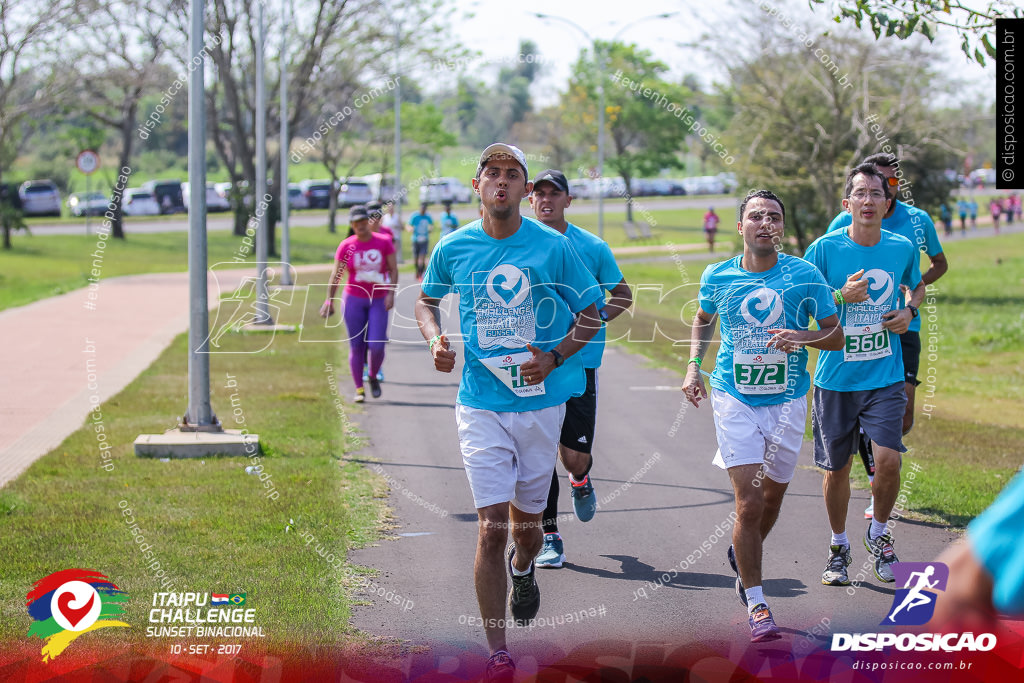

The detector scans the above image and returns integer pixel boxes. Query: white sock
[569,472,587,486]
[831,531,849,547]
[745,586,765,612]
[510,552,532,576]
[870,519,889,540]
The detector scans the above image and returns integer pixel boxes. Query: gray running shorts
[812,382,907,471]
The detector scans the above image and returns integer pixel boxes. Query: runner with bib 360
[803,163,926,588]
[683,190,843,642]
[415,143,603,683]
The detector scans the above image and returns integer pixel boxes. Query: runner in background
[320,205,397,402]
[527,169,633,569]
[408,202,434,280]
[704,207,720,253]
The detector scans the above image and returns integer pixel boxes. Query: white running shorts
[455,403,565,514]
[710,389,807,484]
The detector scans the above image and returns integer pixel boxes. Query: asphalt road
[342,283,959,677]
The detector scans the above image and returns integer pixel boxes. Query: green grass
[0,292,389,650]
[613,232,1024,527]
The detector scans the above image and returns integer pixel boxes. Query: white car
[337,180,374,207]
[287,183,309,210]
[19,180,62,217]
[183,182,231,212]
[420,177,473,205]
[122,189,161,216]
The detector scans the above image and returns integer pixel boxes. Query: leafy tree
[0,0,73,248]
[563,41,688,223]
[717,19,972,250]
[809,0,1023,65]
[71,0,171,239]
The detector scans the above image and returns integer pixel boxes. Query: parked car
[141,179,185,214]
[567,179,593,199]
[182,182,231,212]
[19,180,62,217]
[419,177,474,205]
[299,179,334,209]
[287,183,309,210]
[337,180,374,207]
[122,188,161,216]
[68,191,109,217]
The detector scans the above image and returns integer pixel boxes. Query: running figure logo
[883,562,949,625]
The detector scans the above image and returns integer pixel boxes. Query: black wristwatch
[908,304,919,318]
[550,349,564,368]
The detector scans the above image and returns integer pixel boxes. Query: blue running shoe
[535,533,565,568]
[570,475,597,522]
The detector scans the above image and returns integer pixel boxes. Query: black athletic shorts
[900,330,921,386]
[413,240,429,258]
[559,368,597,454]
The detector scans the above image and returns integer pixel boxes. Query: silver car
[19,180,62,217]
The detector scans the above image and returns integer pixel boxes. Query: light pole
[534,12,679,241]
[279,0,292,286]
[254,0,273,324]
[393,19,403,262]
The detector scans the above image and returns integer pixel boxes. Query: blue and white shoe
[535,533,565,568]
[570,475,597,522]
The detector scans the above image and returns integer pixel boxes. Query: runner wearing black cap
[529,169,633,568]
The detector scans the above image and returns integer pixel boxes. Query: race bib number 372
[733,350,787,395]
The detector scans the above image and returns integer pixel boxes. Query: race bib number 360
[480,352,546,398]
[733,350,787,395]
[843,323,892,362]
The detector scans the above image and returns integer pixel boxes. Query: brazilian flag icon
[229,593,246,606]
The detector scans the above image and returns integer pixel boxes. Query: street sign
[77,150,100,175]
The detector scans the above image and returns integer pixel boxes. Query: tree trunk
[327,173,338,234]
[112,105,137,240]
[2,225,10,250]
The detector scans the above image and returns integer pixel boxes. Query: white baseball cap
[477,143,529,178]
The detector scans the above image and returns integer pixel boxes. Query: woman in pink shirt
[320,205,398,402]
[990,199,1002,234]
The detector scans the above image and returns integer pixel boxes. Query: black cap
[349,205,368,222]
[532,169,569,194]
[366,201,383,217]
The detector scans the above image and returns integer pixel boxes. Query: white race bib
[479,352,546,398]
[733,350,787,395]
[843,323,892,362]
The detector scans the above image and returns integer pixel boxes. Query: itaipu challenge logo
[26,569,130,662]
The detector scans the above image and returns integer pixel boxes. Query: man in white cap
[415,143,603,682]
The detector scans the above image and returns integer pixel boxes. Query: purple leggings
[342,293,389,388]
